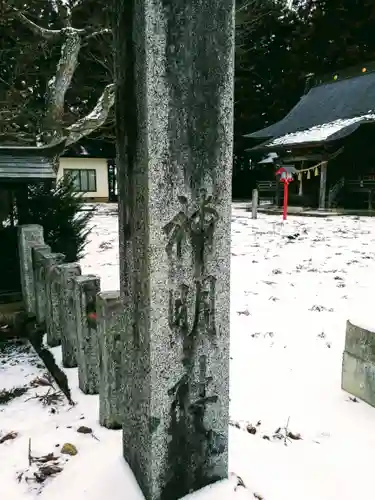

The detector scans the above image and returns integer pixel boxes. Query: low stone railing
[18,224,122,429]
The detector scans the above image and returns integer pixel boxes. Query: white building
[57,143,116,202]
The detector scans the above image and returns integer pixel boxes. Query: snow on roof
[247,70,375,142]
[259,152,278,164]
[269,113,375,146]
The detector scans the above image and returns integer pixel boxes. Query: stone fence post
[74,275,101,394]
[252,188,258,219]
[18,225,44,314]
[59,263,82,368]
[32,245,51,324]
[45,254,65,347]
[97,291,123,429]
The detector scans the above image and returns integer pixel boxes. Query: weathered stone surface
[18,225,44,314]
[74,275,101,394]
[45,254,65,347]
[32,245,51,324]
[97,291,123,429]
[115,1,234,498]
[344,320,375,363]
[342,320,375,407]
[58,263,82,368]
[342,351,375,407]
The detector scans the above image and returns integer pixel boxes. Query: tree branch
[51,0,74,26]
[10,8,61,40]
[65,83,115,146]
[84,28,112,42]
[42,28,83,143]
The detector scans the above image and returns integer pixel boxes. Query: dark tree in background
[233,0,304,197]
[290,0,375,75]
[24,178,95,262]
[0,0,114,147]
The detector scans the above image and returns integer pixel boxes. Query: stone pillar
[319,161,328,210]
[252,189,258,219]
[114,1,234,498]
[97,291,123,429]
[32,245,51,324]
[298,175,303,196]
[74,275,101,394]
[45,253,65,347]
[18,225,44,314]
[59,263,82,368]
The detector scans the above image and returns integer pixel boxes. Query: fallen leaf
[61,443,78,456]
[254,493,264,500]
[77,426,92,434]
[0,431,18,444]
[287,431,302,441]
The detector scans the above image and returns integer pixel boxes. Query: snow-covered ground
[2,204,375,500]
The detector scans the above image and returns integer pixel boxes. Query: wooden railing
[345,179,375,209]
[257,181,277,193]
[346,179,375,191]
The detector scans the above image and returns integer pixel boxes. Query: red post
[276,167,295,221]
[283,181,289,221]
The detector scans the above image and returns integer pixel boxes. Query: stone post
[45,253,65,347]
[74,275,101,394]
[114,1,234,498]
[32,245,51,324]
[252,189,258,219]
[18,225,44,314]
[97,291,123,429]
[59,263,82,368]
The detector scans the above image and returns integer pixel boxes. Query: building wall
[57,157,109,202]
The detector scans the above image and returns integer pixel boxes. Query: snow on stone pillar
[58,263,82,368]
[97,291,123,429]
[32,245,51,324]
[18,225,44,314]
[45,253,65,347]
[74,275,101,394]
[115,0,234,497]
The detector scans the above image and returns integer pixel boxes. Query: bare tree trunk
[43,29,82,144]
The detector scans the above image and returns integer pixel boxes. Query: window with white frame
[64,169,97,192]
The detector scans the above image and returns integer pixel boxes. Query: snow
[50,0,71,15]
[346,314,375,333]
[66,84,115,146]
[269,113,375,146]
[3,204,375,500]
[259,152,278,164]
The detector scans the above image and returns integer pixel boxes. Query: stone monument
[114,1,234,499]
